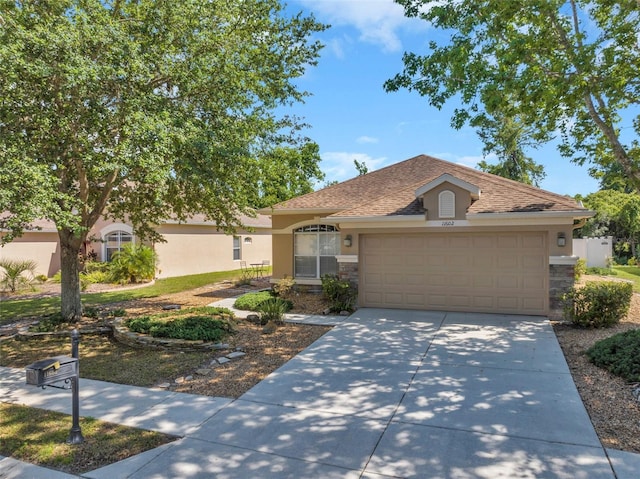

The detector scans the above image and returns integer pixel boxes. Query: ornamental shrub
[259,297,290,323]
[125,307,235,341]
[234,291,274,311]
[273,276,296,301]
[321,274,357,313]
[574,258,587,281]
[108,244,157,284]
[587,329,640,382]
[563,281,633,328]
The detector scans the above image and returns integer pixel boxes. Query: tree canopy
[0,0,326,319]
[475,111,546,186]
[252,143,324,209]
[578,190,640,260]
[386,0,640,191]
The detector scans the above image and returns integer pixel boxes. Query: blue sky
[282,0,613,197]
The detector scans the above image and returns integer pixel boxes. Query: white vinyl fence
[572,236,613,268]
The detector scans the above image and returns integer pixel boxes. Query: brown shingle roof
[270,154,586,217]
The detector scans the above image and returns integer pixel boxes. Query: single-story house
[262,154,593,318]
[0,214,271,279]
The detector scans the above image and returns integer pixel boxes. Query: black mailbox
[26,355,78,387]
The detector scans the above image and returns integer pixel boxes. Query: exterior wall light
[343,235,352,247]
[557,232,566,247]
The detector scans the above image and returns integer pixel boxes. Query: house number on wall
[441,221,455,226]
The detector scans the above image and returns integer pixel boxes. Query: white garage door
[360,232,548,315]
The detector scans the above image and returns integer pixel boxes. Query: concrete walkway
[2,309,640,478]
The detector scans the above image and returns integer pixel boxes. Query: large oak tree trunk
[59,229,84,321]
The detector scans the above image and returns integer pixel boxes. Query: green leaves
[387,0,640,189]
[1,0,326,317]
[1,0,327,238]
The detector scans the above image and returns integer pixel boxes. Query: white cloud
[294,0,425,53]
[356,135,379,144]
[320,151,388,183]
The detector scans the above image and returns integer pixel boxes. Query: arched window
[439,190,455,218]
[104,230,133,261]
[294,224,340,279]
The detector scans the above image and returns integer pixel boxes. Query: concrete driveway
[4,308,634,478]
[85,308,618,478]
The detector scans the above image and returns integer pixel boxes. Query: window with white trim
[294,225,340,278]
[233,236,241,260]
[439,190,455,218]
[104,230,133,261]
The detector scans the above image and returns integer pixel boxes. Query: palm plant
[0,259,38,292]
[108,244,157,284]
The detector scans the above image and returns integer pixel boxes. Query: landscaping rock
[217,357,231,364]
[246,314,261,325]
[162,304,181,310]
[339,310,351,316]
[227,351,246,359]
[262,322,277,334]
[195,369,212,376]
[174,377,186,384]
[157,383,171,389]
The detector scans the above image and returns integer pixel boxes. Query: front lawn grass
[0,403,176,475]
[0,335,212,387]
[0,269,244,325]
[612,266,640,292]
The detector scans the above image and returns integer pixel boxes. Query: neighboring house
[0,214,271,279]
[261,154,593,318]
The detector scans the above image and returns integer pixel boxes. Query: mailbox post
[68,329,83,444]
[25,329,84,444]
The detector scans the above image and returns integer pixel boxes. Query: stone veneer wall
[338,261,359,285]
[549,263,575,320]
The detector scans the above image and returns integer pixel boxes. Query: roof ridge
[431,157,580,206]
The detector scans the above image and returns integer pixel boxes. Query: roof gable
[415,174,481,200]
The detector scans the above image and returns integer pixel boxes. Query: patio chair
[258,259,270,279]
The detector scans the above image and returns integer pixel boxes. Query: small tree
[0,258,37,293]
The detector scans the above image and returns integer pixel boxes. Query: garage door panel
[523,255,546,270]
[497,235,519,248]
[497,296,519,310]
[523,234,545,248]
[497,256,519,269]
[406,293,426,306]
[473,256,494,268]
[361,232,548,315]
[524,276,545,289]
[426,255,446,267]
[449,255,471,269]
[473,296,495,309]
[450,274,471,287]
[450,295,471,308]
[472,235,496,248]
[363,273,383,285]
[450,236,472,248]
[383,292,404,305]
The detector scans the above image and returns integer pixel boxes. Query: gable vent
[439,190,455,218]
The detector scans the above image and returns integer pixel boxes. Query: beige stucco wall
[0,232,61,277]
[153,224,271,279]
[421,183,472,220]
[269,213,576,282]
[1,220,272,280]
